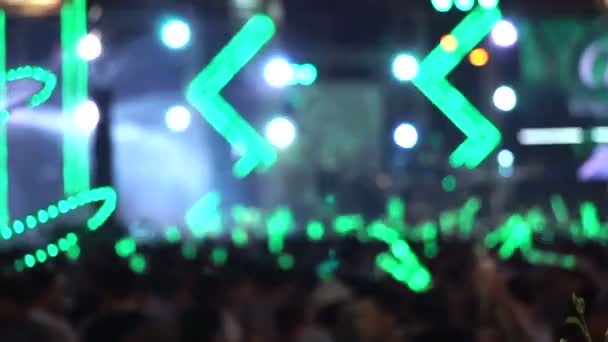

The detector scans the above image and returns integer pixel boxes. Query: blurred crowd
[1,237,608,342]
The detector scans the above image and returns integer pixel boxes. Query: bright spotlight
[478,0,499,9]
[161,18,192,50]
[454,0,475,11]
[493,85,517,112]
[265,116,296,149]
[393,123,418,149]
[263,58,295,88]
[165,106,192,132]
[491,20,518,48]
[497,149,514,168]
[392,54,419,82]
[431,0,453,12]
[75,100,100,133]
[77,33,102,61]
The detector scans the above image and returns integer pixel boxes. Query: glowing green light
[37,210,49,224]
[62,0,91,195]
[24,254,35,268]
[115,238,137,258]
[4,66,57,107]
[129,254,147,274]
[211,247,228,265]
[277,253,295,270]
[442,175,457,192]
[306,221,325,241]
[0,226,10,239]
[13,220,24,234]
[296,64,317,86]
[413,6,502,168]
[165,226,181,243]
[186,15,277,178]
[47,244,59,257]
[232,228,248,247]
[58,238,69,251]
[35,249,47,263]
[66,244,80,260]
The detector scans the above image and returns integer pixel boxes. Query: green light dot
[14,259,24,272]
[129,254,147,274]
[24,254,36,268]
[47,244,59,257]
[442,175,457,192]
[431,0,453,12]
[1,226,12,240]
[47,205,59,218]
[115,238,136,258]
[306,221,325,241]
[277,253,295,270]
[13,220,24,234]
[211,247,228,266]
[58,200,69,213]
[67,196,78,210]
[182,244,197,260]
[26,215,37,229]
[35,249,47,263]
[408,268,432,292]
[297,64,317,86]
[66,245,80,261]
[66,233,78,245]
[58,238,69,251]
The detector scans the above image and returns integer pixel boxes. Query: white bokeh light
[265,116,296,149]
[165,106,192,132]
[493,86,517,112]
[161,19,192,49]
[263,58,295,88]
[491,20,518,48]
[392,54,419,82]
[77,33,102,61]
[497,149,515,168]
[393,123,419,149]
[75,100,100,133]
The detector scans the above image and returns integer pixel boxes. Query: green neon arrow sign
[413,6,502,168]
[187,15,277,178]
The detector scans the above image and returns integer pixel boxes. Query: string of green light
[4,66,57,108]
[61,0,90,195]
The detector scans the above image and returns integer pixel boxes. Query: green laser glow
[413,6,502,168]
[4,66,57,107]
[186,14,277,178]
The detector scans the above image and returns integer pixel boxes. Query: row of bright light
[431,0,500,12]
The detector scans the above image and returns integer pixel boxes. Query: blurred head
[353,294,401,342]
[179,306,224,342]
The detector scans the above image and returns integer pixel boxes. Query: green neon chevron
[186,14,277,178]
[413,6,502,168]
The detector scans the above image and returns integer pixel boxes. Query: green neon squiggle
[0,187,117,269]
[2,65,58,109]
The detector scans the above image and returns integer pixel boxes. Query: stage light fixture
[393,123,419,149]
[265,116,296,149]
[478,0,499,9]
[454,0,475,11]
[77,33,102,61]
[74,100,100,133]
[493,86,517,112]
[165,106,192,132]
[160,18,191,50]
[469,48,489,67]
[497,149,514,168]
[263,57,295,88]
[431,0,453,12]
[491,20,518,48]
[392,54,419,82]
[440,34,458,52]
